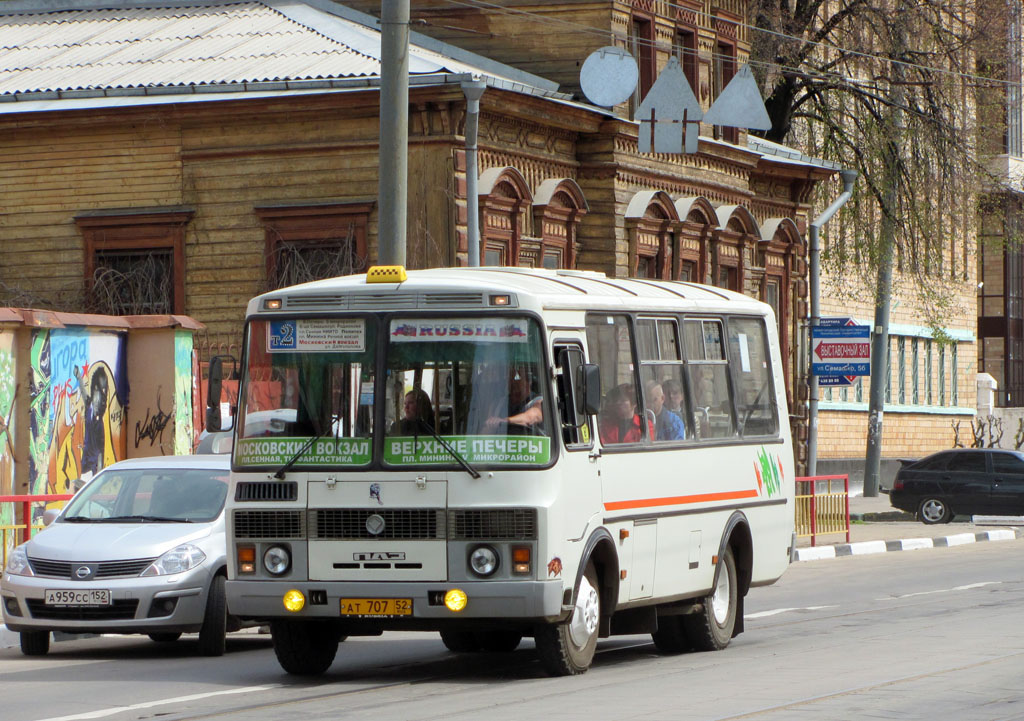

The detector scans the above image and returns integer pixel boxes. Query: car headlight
[263,546,291,575]
[469,545,499,577]
[141,544,207,576]
[4,545,34,577]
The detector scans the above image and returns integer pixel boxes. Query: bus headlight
[263,546,291,575]
[469,545,499,577]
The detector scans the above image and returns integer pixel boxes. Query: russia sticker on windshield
[268,319,365,352]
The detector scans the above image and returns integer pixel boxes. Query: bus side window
[727,317,778,437]
[683,319,737,439]
[554,344,593,448]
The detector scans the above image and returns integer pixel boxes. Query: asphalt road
[2,540,1022,721]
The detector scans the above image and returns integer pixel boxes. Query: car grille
[28,558,156,579]
[235,481,297,502]
[233,509,305,539]
[27,599,139,621]
[312,509,445,539]
[448,509,538,540]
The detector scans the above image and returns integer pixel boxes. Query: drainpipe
[807,168,858,475]
[462,79,486,267]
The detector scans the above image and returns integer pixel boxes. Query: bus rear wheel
[683,546,737,651]
[534,562,600,676]
[651,615,690,654]
[271,619,340,675]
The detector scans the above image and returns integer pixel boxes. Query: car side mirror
[581,364,601,416]
[42,508,61,526]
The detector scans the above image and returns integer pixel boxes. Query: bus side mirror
[206,355,236,432]
[581,364,601,416]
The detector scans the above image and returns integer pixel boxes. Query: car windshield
[62,467,229,522]
[383,316,552,467]
[235,317,376,468]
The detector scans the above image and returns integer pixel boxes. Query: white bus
[212,265,794,676]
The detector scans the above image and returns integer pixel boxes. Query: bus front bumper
[226,579,567,624]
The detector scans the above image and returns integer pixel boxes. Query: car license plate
[339,598,412,617]
[44,589,111,606]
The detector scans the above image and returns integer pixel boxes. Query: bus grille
[447,509,538,540]
[234,510,305,539]
[235,481,298,502]
[311,509,446,539]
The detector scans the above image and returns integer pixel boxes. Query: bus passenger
[644,380,686,441]
[484,366,544,432]
[392,389,434,435]
[599,383,649,444]
[662,378,685,420]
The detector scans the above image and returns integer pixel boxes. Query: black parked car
[890,448,1024,524]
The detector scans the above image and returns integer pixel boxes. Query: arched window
[626,190,679,278]
[760,217,802,406]
[712,204,759,292]
[673,196,717,283]
[532,178,588,269]
[478,167,532,266]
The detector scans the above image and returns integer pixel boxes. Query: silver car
[1,455,243,656]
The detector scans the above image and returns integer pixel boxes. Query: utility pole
[864,24,906,498]
[377,0,409,267]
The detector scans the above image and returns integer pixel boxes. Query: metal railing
[0,494,73,566]
[794,475,850,546]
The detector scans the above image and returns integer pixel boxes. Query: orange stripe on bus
[604,489,759,511]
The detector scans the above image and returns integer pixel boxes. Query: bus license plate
[340,598,412,617]
[45,589,111,606]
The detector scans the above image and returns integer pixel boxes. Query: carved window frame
[534,179,588,270]
[479,168,532,267]
[77,208,193,315]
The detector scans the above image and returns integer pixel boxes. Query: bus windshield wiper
[274,426,327,480]
[411,420,481,479]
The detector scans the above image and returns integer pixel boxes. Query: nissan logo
[74,565,93,579]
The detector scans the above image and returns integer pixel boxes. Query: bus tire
[651,615,690,654]
[20,631,50,656]
[271,619,340,675]
[476,630,522,652]
[683,546,737,651]
[534,562,600,676]
[439,630,480,653]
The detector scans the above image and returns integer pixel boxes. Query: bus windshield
[234,317,376,468]
[383,316,553,467]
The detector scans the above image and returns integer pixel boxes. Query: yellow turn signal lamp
[443,588,468,612]
[366,265,408,283]
[283,589,306,612]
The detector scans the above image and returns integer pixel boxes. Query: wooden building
[0,0,834,468]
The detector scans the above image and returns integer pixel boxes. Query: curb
[793,527,1024,562]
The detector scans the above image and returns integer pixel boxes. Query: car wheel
[271,619,341,675]
[918,497,952,524]
[439,630,480,653]
[534,561,600,676]
[683,546,738,651]
[476,630,522,653]
[197,574,227,657]
[20,631,50,656]
[651,614,691,654]
[148,632,182,643]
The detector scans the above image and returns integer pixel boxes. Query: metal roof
[0,0,563,104]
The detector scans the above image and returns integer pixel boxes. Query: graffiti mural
[174,330,194,456]
[28,329,128,503]
[0,332,15,536]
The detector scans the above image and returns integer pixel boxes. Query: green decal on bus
[385,435,550,465]
[235,437,372,466]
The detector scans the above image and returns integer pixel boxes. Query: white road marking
[36,684,280,721]
[877,581,1001,601]
[745,605,838,619]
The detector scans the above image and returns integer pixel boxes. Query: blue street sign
[818,375,857,387]
[817,317,859,327]
[812,324,871,376]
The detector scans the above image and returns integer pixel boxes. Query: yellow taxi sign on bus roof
[366,265,408,283]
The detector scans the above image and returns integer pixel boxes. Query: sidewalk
[793,489,1024,561]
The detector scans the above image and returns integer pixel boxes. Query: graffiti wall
[0,330,15,532]
[28,328,128,498]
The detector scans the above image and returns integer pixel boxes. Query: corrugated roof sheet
[0,1,503,97]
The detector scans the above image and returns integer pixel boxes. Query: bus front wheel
[271,619,340,675]
[683,546,737,651]
[534,562,600,676]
